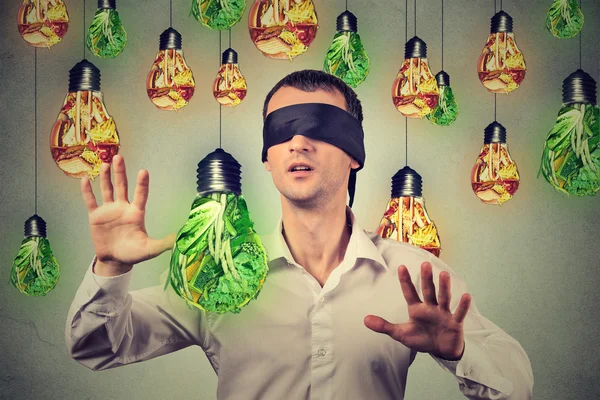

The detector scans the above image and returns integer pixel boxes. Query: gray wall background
[1,0,599,399]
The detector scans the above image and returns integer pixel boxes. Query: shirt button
[319,297,324,304]
[318,348,326,357]
[464,366,472,376]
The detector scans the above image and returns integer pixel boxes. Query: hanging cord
[229,28,232,48]
[441,0,444,69]
[414,0,416,36]
[83,0,85,58]
[494,93,497,121]
[219,30,222,149]
[494,0,496,14]
[170,0,173,27]
[579,0,582,69]
[405,0,409,166]
[346,0,348,11]
[34,48,38,215]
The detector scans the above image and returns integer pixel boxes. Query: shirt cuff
[77,255,133,317]
[431,339,514,396]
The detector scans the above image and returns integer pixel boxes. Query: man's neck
[281,199,352,288]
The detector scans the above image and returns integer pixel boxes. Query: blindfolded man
[67,70,533,399]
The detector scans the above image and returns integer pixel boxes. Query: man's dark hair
[262,70,363,123]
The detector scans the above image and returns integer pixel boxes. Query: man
[66,70,533,399]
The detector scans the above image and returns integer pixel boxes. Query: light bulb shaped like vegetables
[546,0,584,39]
[191,0,246,30]
[17,0,69,48]
[147,28,195,111]
[391,37,439,119]
[11,215,60,296]
[323,10,370,88]
[471,121,520,205]
[248,0,319,61]
[376,166,442,257]
[86,0,127,59]
[50,60,120,180]
[167,149,269,314]
[477,11,526,94]
[427,71,459,126]
[539,70,600,197]
[213,48,247,107]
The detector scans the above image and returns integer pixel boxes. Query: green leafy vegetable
[167,192,269,314]
[427,85,458,126]
[546,0,584,39]
[86,8,127,59]
[190,0,245,30]
[324,31,370,88]
[10,236,60,296]
[539,103,600,196]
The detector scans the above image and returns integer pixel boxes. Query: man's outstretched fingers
[80,177,98,212]
[420,262,438,305]
[453,293,472,324]
[398,266,421,306]
[438,271,451,312]
[99,162,114,203]
[113,155,129,203]
[132,169,150,211]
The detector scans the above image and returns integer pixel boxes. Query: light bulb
[86,0,127,59]
[477,11,526,94]
[50,60,120,180]
[376,166,442,257]
[427,71,459,126]
[147,28,195,111]
[17,0,69,48]
[546,0,584,39]
[471,122,520,205]
[248,0,319,61]
[391,37,439,119]
[191,0,246,30]
[213,48,247,107]
[323,10,370,88]
[167,148,269,314]
[540,70,600,196]
[11,215,60,296]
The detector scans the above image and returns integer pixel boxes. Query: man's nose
[288,135,315,153]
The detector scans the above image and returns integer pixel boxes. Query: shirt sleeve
[65,256,210,371]
[416,254,534,399]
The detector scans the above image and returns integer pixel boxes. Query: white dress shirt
[65,207,533,399]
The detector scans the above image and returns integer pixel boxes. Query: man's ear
[350,157,360,170]
[264,160,271,172]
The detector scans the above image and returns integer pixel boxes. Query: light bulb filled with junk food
[427,71,459,126]
[248,0,319,61]
[471,121,520,205]
[18,0,69,48]
[477,11,526,94]
[391,37,439,119]
[167,148,269,314]
[191,0,246,30]
[546,0,584,39]
[539,69,600,197]
[213,48,247,107]
[323,10,370,88]
[147,28,196,111]
[11,215,60,296]
[50,60,120,181]
[376,166,442,257]
[86,0,127,59]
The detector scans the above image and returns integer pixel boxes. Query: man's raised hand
[364,262,471,361]
[81,155,176,276]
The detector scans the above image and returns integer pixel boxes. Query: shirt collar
[263,206,388,271]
